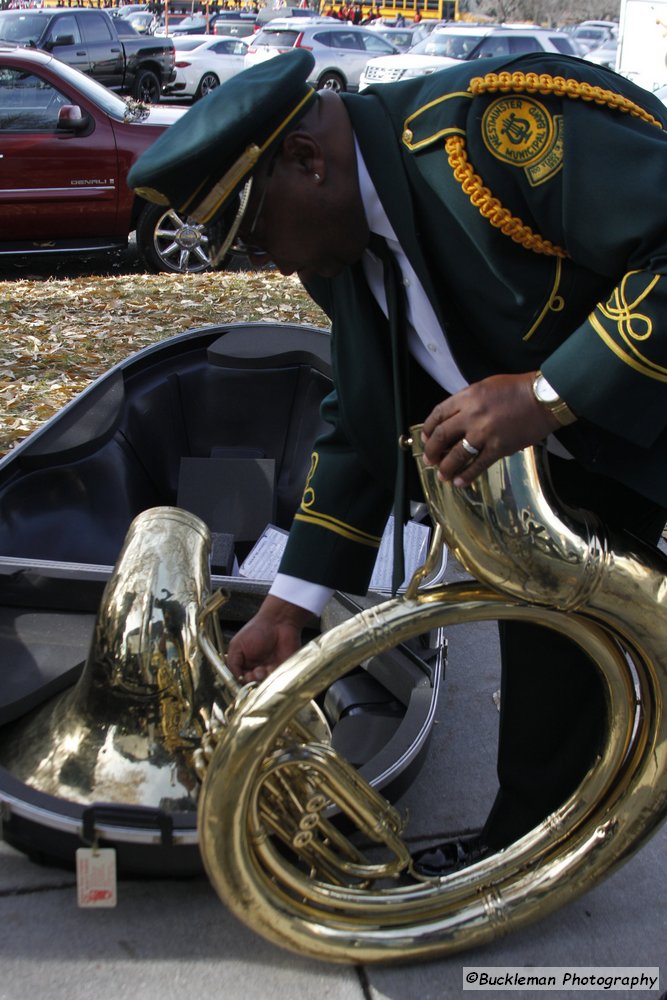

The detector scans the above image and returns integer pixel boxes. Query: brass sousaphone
[195,429,667,963]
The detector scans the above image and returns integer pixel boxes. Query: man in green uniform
[128,49,667,858]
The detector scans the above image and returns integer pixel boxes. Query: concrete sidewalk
[1,557,665,1000]
[1,828,664,1000]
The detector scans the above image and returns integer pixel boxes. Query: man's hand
[226,595,313,684]
[421,372,561,487]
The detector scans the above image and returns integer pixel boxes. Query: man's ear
[280,131,325,179]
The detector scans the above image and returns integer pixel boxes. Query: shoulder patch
[482,96,563,185]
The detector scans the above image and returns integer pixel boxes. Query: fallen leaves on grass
[0,269,328,456]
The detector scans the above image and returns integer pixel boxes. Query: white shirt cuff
[269,573,334,617]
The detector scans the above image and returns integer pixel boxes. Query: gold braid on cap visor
[209,177,254,267]
[188,87,317,229]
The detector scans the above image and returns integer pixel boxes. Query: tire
[316,70,345,92]
[133,68,161,104]
[194,71,220,101]
[136,202,213,274]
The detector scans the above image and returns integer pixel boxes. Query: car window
[412,32,486,58]
[254,28,300,46]
[361,33,397,53]
[508,36,542,54]
[469,35,513,58]
[549,35,576,54]
[468,33,543,59]
[45,15,83,46]
[78,13,114,43]
[0,66,69,131]
[317,30,364,50]
[574,27,606,40]
[211,39,246,54]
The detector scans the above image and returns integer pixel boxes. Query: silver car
[585,36,618,70]
[244,19,399,92]
[570,22,616,56]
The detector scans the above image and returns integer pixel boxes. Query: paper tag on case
[76,847,117,908]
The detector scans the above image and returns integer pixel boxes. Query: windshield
[0,13,47,45]
[176,16,207,29]
[574,27,607,39]
[410,31,487,58]
[376,29,414,49]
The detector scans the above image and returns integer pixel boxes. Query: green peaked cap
[128,49,317,250]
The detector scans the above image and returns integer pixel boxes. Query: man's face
[237,144,368,278]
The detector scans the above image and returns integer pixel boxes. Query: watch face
[535,375,559,404]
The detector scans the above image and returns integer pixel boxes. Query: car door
[208,38,247,82]
[42,13,91,77]
[75,12,124,89]
[315,28,365,86]
[0,63,120,242]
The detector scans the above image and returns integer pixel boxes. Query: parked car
[212,11,259,38]
[122,11,158,35]
[0,7,175,102]
[165,34,248,100]
[359,23,578,88]
[584,36,618,69]
[255,6,322,25]
[570,20,617,55]
[109,4,150,15]
[153,13,193,36]
[168,14,220,37]
[244,19,399,91]
[0,44,214,273]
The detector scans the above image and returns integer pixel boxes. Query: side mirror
[47,34,76,49]
[56,104,89,134]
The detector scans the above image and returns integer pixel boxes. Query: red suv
[0,44,215,273]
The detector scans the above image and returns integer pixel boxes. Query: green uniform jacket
[279,53,667,594]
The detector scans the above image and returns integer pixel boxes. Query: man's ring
[461,437,480,458]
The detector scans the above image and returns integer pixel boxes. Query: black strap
[368,233,410,594]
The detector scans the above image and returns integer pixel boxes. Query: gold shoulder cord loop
[445,134,568,258]
[446,71,663,258]
[470,71,664,129]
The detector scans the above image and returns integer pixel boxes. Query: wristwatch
[532,371,577,426]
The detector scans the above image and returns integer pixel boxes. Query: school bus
[319,0,459,21]
[375,0,458,20]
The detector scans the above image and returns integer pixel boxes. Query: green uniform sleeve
[278,389,394,593]
[278,274,395,593]
[473,61,667,447]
